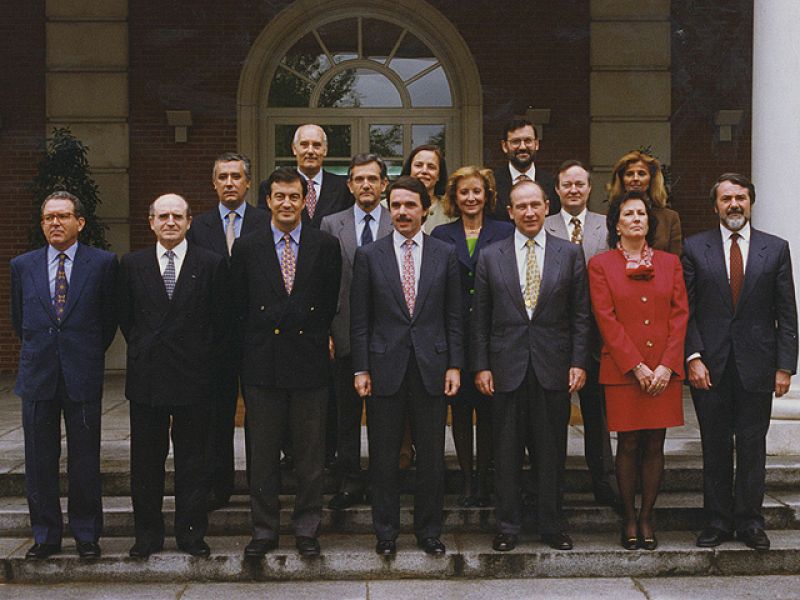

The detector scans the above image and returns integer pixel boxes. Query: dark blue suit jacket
[11,244,118,403]
[350,233,464,397]
[683,227,798,393]
[430,218,514,326]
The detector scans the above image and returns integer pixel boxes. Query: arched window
[238,1,482,182]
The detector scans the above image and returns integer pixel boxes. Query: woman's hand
[632,362,654,392]
[646,365,672,396]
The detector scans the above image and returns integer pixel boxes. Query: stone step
[1,492,798,537]
[2,455,800,497]
[3,531,800,583]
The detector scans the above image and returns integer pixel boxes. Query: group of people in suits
[10,118,797,561]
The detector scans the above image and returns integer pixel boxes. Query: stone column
[752,0,800,453]
[46,0,130,370]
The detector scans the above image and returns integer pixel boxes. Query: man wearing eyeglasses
[492,118,559,219]
[10,191,118,560]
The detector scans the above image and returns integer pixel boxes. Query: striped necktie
[163,250,176,299]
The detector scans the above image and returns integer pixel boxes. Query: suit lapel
[378,236,411,320]
[377,209,393,238]
[340,208,358,266]
[142,247,171,309]
[241,204,264,236]
[168,245,198,309]
[532,235,564,319]
[414,235,440,321]
[59,244,90,323]
[737,229,767,312]
[204,211,229,256]
[31,247,58,324]
[498,237,529,320]
[705,232,735,313]
[256,230,287,298]
[293,227,320,294]
[545,215,568,240]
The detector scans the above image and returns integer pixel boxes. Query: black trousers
[691,355,773,533]
[23,375,102,545]
[578,357,614,489]
[334,354,366,495]
[367,356,447,542]
[207,367,239,502]
[129,401,210,546]
[494,365,570,535]
[244,385,327,540]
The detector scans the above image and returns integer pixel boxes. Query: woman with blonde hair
[431,166,513,505]
[607,150,682,255]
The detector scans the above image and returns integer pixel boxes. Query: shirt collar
[561,207,587,228]
[218,201,246,221]
[157,238,188,260]
[393,228,424,249]
[515,227,547,250]
[48,241,79,263]
[354,203,382,223]
[508,162,536,182]
[271,221,302,245]
[720,221,751,242]
[298,168,323,188]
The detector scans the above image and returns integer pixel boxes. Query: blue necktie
[361,213,374,246]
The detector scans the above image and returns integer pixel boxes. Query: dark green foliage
[29,127,110,250]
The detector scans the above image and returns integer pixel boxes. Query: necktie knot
[731,232,741,242]
[516,173,531,183]
[526,238,535,249]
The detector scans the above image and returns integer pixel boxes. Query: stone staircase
[0,375,799,583]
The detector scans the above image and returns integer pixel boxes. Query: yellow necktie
[524,238,541,311]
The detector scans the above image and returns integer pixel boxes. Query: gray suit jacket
[545,210,608,263]
[321,206,393,357]
[471,232,591,393]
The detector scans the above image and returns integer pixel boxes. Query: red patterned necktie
[281,233,296,294]
[305,179,318,219]
[401,239,416,316]
[730,233,743,308]
[54,252,68,320]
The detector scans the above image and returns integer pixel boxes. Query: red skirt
[605,378,684,432]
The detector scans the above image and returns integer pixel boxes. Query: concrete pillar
[752,0,800,453]
[46,0,130,370]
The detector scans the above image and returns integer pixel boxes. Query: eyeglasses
[506,137,537,149]
[42,213,76,223]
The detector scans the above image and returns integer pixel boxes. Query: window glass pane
[274,124,351,160]
[317,19,358,64]
[388,33,435,80]
[281,32,331,80]
[412,124,446,153]
[363,18,404,64]
[274,124,300,157]
[370,124,404,158]
[319,69,402,108]
[408,67,452,107]
[385,160,404,179]
[268,69,313,108]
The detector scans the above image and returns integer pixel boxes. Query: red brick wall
[0,3,46,372]
[670,0,753,238]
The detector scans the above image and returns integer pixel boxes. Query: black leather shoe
[417,537,446,555]
[620,530,639,550]
[542,532,573,550]
[178,539,211,557]
[25,543,61,560]
[128,540,163,559]
[738,528,770,551]
[492,533,518,552]
[76,541,101,558]
[696,527,734,548]
[328,491,363,511]
[375,539,396,556]
[640,533,658,551]
[296,536,320,557]
[244,537,278,558]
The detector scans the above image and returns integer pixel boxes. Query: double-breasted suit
[350,232,463,542]
[231,224,341,541]
[545,211,614,495]
[117,242,228,549]
[471,232,590,535]
[11,243,117,546]
[186,202,269,504]
[683,226,798,533]
[321,206,393,495]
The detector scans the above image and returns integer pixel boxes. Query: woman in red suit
[588,191,688,551]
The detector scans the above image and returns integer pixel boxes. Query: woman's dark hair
[401,144,448,197]
[606,191,658,248]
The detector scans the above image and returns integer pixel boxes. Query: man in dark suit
[186,152,269,511]
[684,173,798,551]
[232,167,341,558]
[351,176,463,556]
[321,153,393,511]
[472,179,590,552]
[491,118,559,220]
[544,160,617,508]
[11,191,117,560]
[118,193,228,559]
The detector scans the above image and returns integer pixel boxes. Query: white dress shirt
[393,229,424,296]
[299,168,323,199]
[156,239,187,279]
[509,162,537,184]
[354,203,382,247]
[514,228,546,318]
[721,221,750,280]
[560,207,587,240]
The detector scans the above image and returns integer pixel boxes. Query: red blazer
[588,248,688,385]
